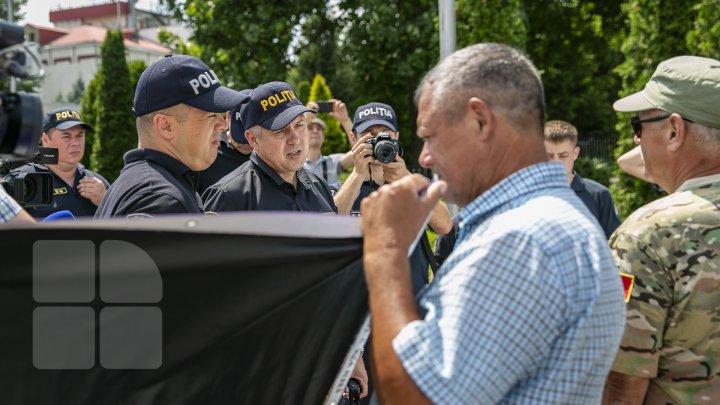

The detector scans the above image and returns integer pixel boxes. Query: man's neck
[307,147,322,163]
[567,171,575,185]
[48,163,78,186]
[669,161,720,193]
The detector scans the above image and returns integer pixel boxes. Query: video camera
[0,19,52,206]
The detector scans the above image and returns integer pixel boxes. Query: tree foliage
[90,30,136,182]
[308,74,347,155]
[66,78,85,104]
[609,0,696,218]
[159,0,325,90]
[456,0,526,49]
[80,71,101,168]
[332,0,439,163]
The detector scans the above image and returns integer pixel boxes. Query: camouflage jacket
[610,174,720,404]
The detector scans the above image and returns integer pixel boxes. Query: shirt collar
[570,171,584,191]
[124,148,192,179]
[457,161,568,236]
[250,151,312,189]
[676,172,720,192]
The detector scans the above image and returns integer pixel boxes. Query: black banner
[0,213,366,405]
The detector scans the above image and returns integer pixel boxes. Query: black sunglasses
[630,114,671,138]
[630,114,694,138]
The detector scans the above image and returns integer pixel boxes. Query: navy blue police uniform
[202,81,337,213]
[15,163,109,219]
[94,54,249,218]
[203,151,336,213]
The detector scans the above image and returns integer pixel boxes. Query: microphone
[42,210,76,222]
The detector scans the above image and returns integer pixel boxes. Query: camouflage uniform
[610,174,720,404]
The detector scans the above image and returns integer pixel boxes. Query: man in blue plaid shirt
[360,43,626,404]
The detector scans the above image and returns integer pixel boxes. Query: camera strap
[322,160,328,182]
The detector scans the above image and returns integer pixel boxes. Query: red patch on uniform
[620,273,634,303]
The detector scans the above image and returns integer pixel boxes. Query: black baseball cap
[229,90,252,144]
[133,54,249,117]
[352,102,398,134]
[43,108,93,133]
[241,81,315,131]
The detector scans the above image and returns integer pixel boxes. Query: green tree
[610,0,696,219]
[334,0,439,164]
[159,0,325,90]
[455,0,526,49]
[80,71,101,168]
[308,73,347,155]
[66,78,85,104]
[687,0,720,58]
[523,1,624,140]
[90,30,136,182]
[127,60,148,91]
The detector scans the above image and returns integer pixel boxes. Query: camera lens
[374,141,397,163]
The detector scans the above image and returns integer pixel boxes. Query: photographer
[334,102,452,292]
[0,187,34,223]
[14,108,109,219]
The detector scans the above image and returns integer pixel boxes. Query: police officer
[15,108,109,219]
[202,81,336,213]
[196,98,254,195]
[333,102,451,292]
[95,55,249,218]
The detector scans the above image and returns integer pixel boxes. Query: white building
[24,1,184,110]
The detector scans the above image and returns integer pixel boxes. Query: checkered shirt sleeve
[0,187,22,223]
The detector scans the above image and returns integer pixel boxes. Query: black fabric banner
[0,213,366,405]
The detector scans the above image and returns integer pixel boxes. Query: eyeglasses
[630,114,671,138]
[630,114,693,138]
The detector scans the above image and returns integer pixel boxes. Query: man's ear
[348,131,358,146]
[245,129,260,149]
[40,132,50,146]
[667,114,687,152]
[573,146,580,161]
[468,97,494,140]
[154,113,174,141]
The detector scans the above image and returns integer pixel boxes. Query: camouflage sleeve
[609,229,673,378]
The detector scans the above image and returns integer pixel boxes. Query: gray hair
[690,121,720,152]
[416,43,545,133]
[247,125,262,140]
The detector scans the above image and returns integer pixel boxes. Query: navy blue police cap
[133,54,249,117]
[352,102,398,134]
[229,90,252,144]
[43,108,93,133]
[241,81,315,131]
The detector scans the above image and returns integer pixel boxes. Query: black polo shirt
[13,163,110,219]
[571,172,621,238]
[202,151,337,213]
[95,148,203,218]
[353,180,430,295]
[196,140,251,195]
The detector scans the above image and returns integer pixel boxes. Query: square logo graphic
[33,240,163,370]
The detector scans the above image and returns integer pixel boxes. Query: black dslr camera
[366,132,403,164]
[0,19,52,206]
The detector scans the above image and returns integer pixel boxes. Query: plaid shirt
[393,162,626,404]
[0,187,22,223]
